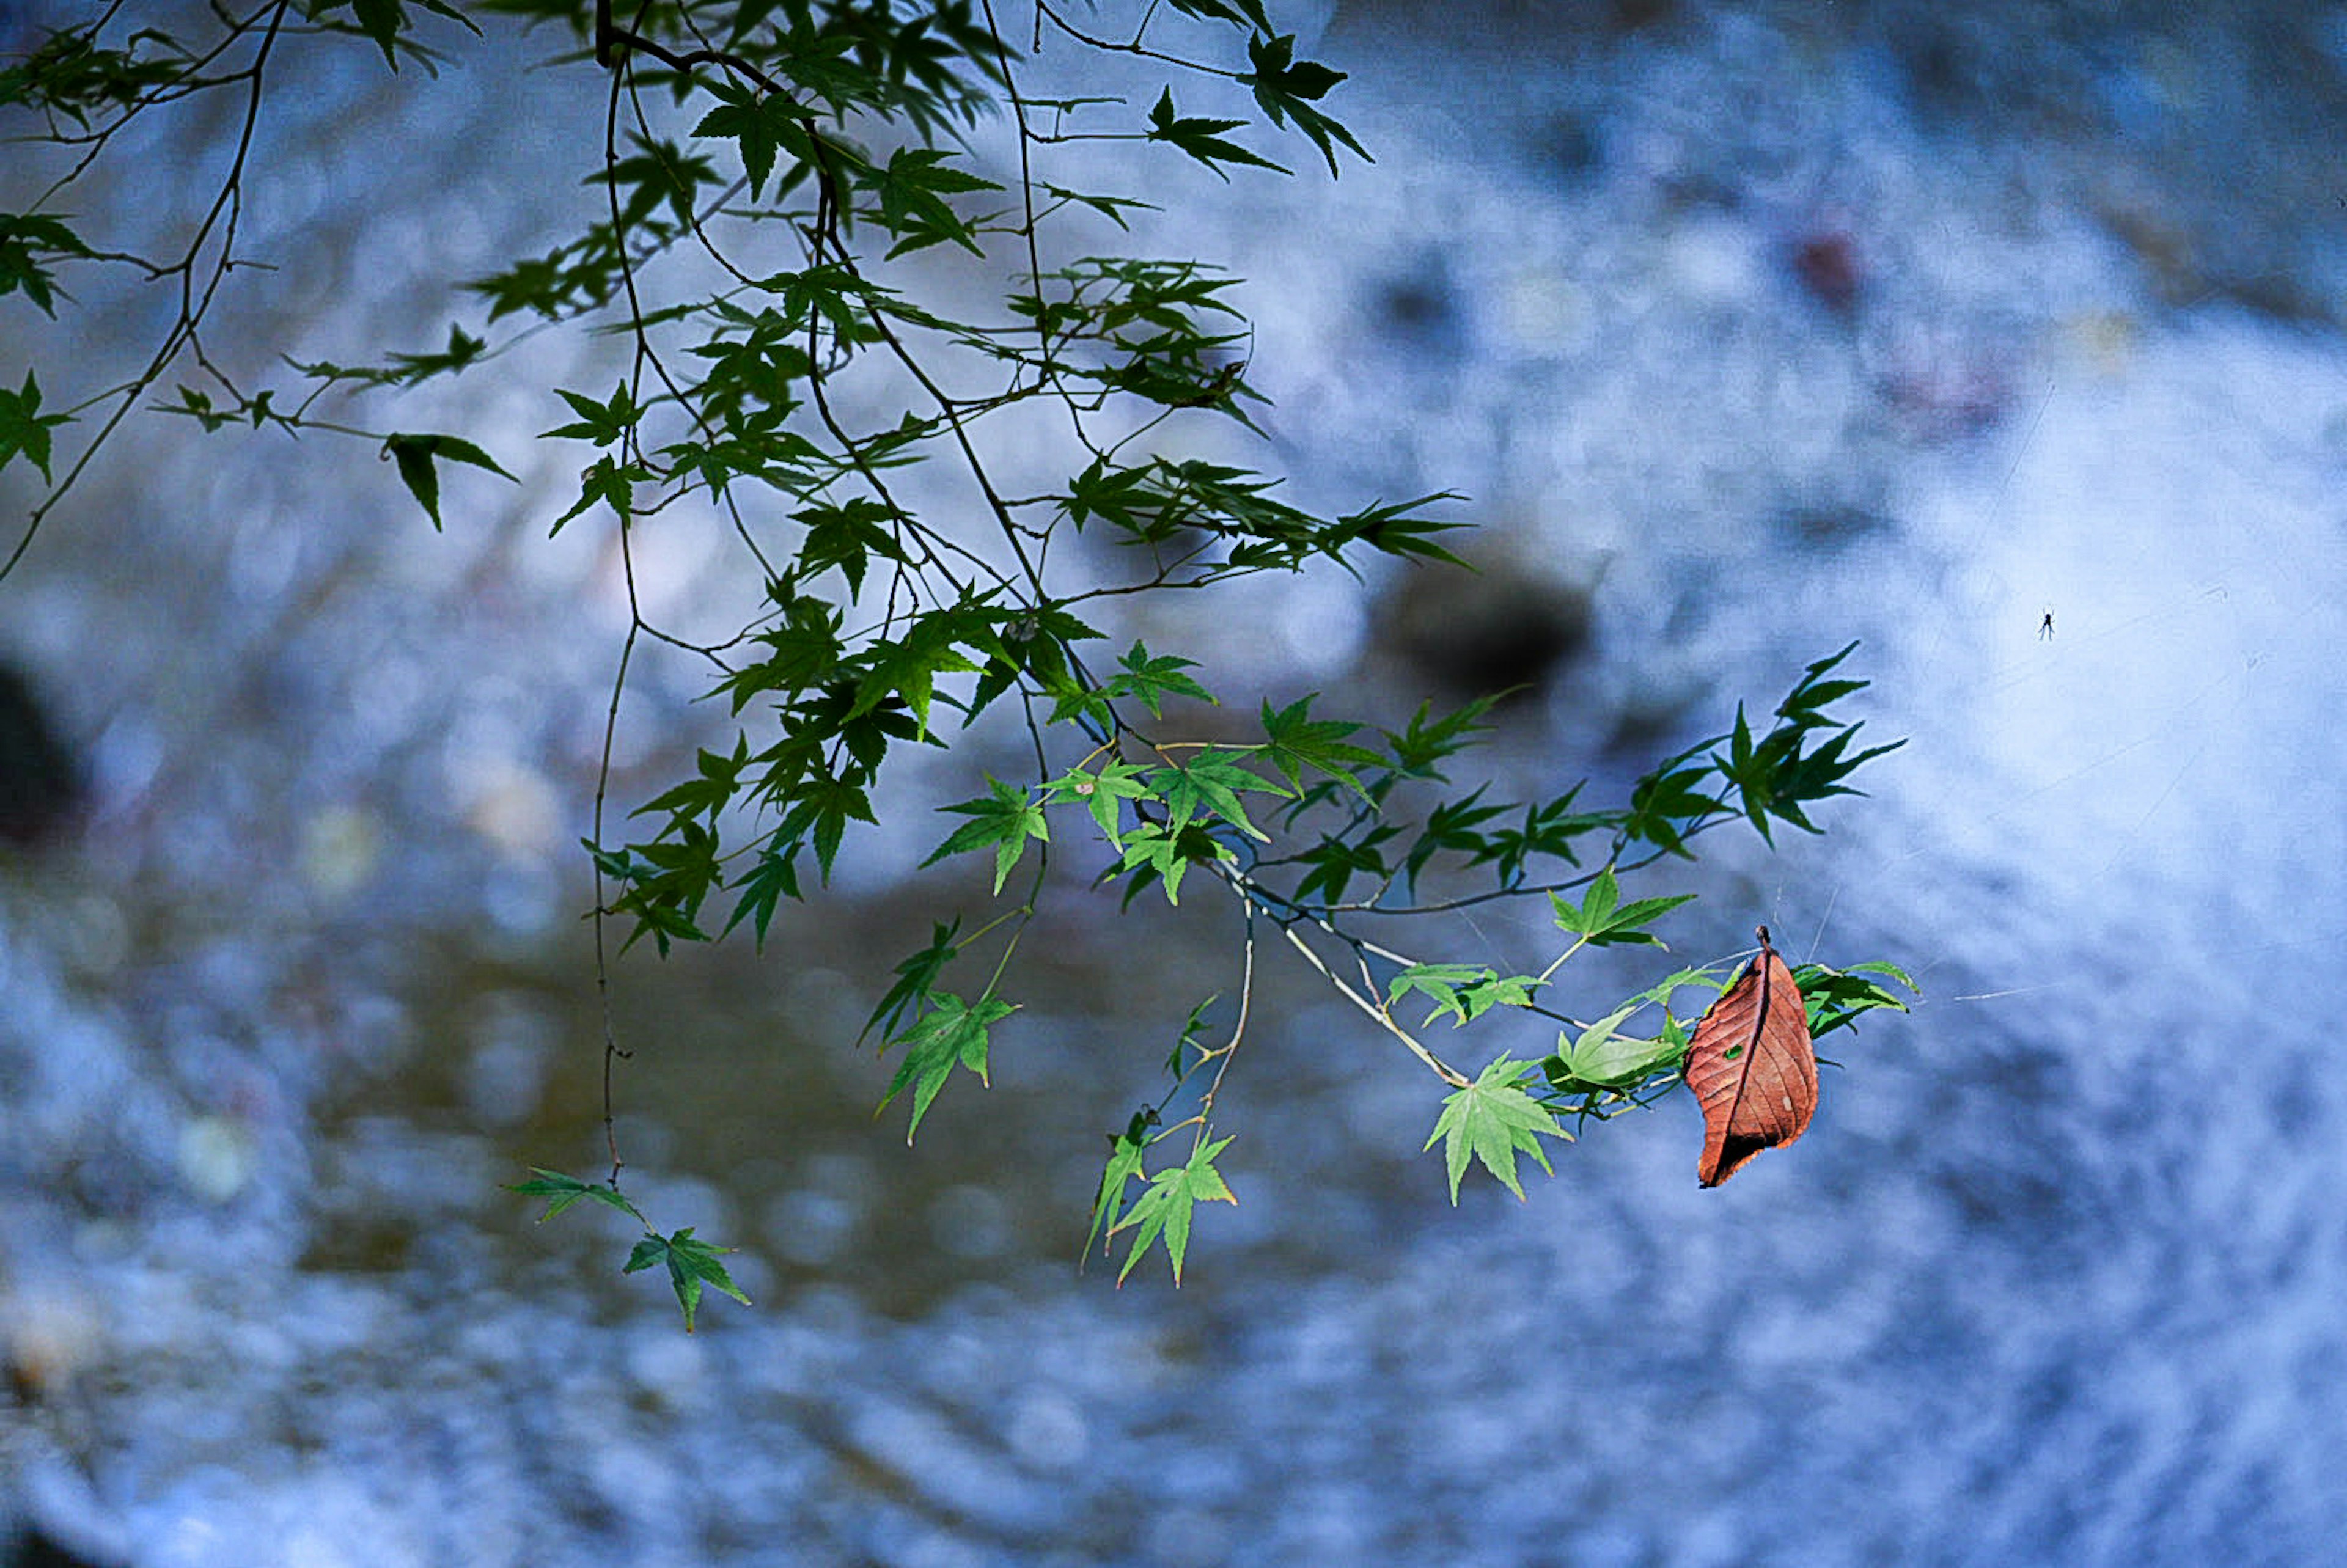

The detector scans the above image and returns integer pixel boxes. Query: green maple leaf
[779,774,876,884]
[1045,758,1150,842]
[1258,694,1381,800]
[1289,826,1397,906]
[1423,1055,1570,1203]
[850,611,983,735]
[0,213,92,317]
[1145,88,1286,179]
[1113,819,1223,904]
[1549,1003,1681,1091]
[1104,640,1214,718]
[1548,864,1697,948]
[859,145,1002,257]
[1236,32,1367,177]
[348,0,406,70]
[792,497,902,596]
[1385,964,1541,1028]
[507,1167,644,1225]
[1792,959,1919,1041]
[380,432,518,530]
[860,920,963,1046]
[624,1226,752,1333]
[0,370,69,481]
[540,382,640,446]
[1623,757,1725,859]
[692,81,826,202]
[718,846,801,948]
[924,775,1049,893]
[1112,1135,1236,1284]
[1157,750,1286,841]
[1084,1117,1153,1264]
[1387,962,1487,1025]
[878,991,1016,1142]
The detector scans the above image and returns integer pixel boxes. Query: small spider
[2038,609,2055,640]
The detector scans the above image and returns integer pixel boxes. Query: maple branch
[1279,922,1468,1088]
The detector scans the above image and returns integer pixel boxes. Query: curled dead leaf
[1685,925,1816,1187]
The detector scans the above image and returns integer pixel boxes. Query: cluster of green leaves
[4,0,1912,1323]
[1065,644,1914,1253]
[1423,944,1915,1204]
[508,1169,752,1330]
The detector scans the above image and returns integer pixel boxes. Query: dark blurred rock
[1332,0,1680,49]
[1780,494,1893,546]
[1609,0,1677,32]
[0,662,83,848]
[1371,254,1467,357]
[3,1523,120,1568]
[1373,547,1593,702]
[1791,227,1864,314]
[1532,110,1605,184]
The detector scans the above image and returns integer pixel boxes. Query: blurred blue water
[6,3,2347,1564]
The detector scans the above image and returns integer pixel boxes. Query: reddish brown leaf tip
[1686,929,1816,1187]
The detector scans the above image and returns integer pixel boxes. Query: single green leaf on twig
[1548,1003,1682,1092]
[859,145,1004,257]
[0,213,94,317]
[1112,819,1225,905]
[1791,958,1919,1041]
[1111,1134,1236,1284]
[1288,825,1398,906]
[694,78,830,202]
[1165,994,1220,1077]
[1084,1112,1155,1266]
[718,844,803,949]
[1403,786,1507,888]
[1485,785,1620,885]
[1146,88,1286,179]
[861,920,962,1046]
[507,1167,644,1225]
[0,370,68,482]
[1259,694,1380,801]
[1387,964,1541,1028]
[1423,1055,1570,1203]
[1237,32,1367,177]
[1156,749,1287,841]
[1045,759,1150,842]
[1102,640,1215,718]
[925,775,1049,893]
[541,382,642,446]
[590,133,721,230]
[381,432,517,529]
[1622,749,1728,859]
[876,989,1016,1142]
[1548,864,1697,948]
[624,1226,752,1333]
[1381,694,1497,781]
[1776,640,1869,728]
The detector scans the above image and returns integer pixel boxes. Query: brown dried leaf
[1685,926,1816,1187]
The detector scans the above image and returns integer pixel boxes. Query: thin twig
[1278,921,1467,1088]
